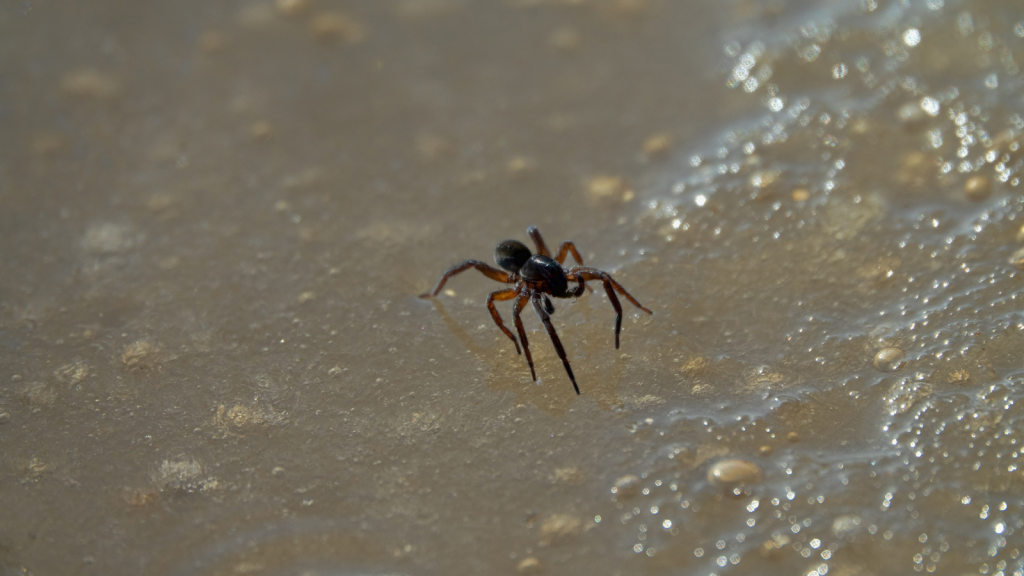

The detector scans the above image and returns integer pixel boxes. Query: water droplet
[903,28,921,47]
[873,347,906,372]
[920,97,941,117]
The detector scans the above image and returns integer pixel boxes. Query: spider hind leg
[532,293,580,395]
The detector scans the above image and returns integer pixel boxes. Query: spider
[420,226,652,394]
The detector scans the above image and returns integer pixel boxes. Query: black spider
[420,226,652,394]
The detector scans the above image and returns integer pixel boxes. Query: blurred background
[2,0,1023,574]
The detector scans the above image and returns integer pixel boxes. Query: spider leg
[420,260,512,298]
[576,268,653,314]
[565,273,586,298]
[512,292,536,381]
[487,288,521,354]
[527,226,551,257]
[555,241,593,292]
[532,292,579,394]
[542,294,555,315]
[553,241,584,266]
[576,268,652,349]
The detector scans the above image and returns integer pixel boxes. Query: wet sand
[2,1,1024,575]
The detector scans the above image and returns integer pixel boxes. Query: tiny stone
[31,133,66,156]
[271,466,286,477]
[276,0,310,16]
[250,121,274,141]
[506,156,537,179]
[549,26,582,50]
[791,188,810,202]
[1008,247,1024,269]
[517,556,542,574]
[310,12,367,43]
[642,133,673,158]
[122,341,160,370]
[198,31,225,53]
[612,474,641,497]
[587,175,634,202]
[227,405,253,427]
[679,356,710,377]
[758,445,772,456]
[786,431,800,442]
[947,369,970,384]
[832,515,862,537]
[873,347,905,372]
[60,68,119,99]
[538,514,582,542]
[707,459,763,489]
[11,374,22,383]
[0,412,11,425]
[964,175,991,201]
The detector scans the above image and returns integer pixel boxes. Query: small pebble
[506,156,537,179]
[60,68,119,99]
[964,175,991,201]
[791,188,810,202]
[395,0,464,19]
[679,356,710,377]
[548,27,582,50]
[611,474,640,497]
[275,0,310,16]
[1008,247,1024,270]
[587,175,634,202]
[786,431,800,443]
[310,12,367,43]
[271,466,286,477]
[31,133,66,156]
[0,411,11,425]
[416,134,453,161]
[706,459,763,489]
[832,515,862,537]
[517,556,542,574]
[758,445,773,456]
[198,31,226,53]
[122,341,160,370]
[227,405,253,427]
[250,121,274,141]
[642,133,673,158]
[947,369,970,384]
[538,514,582,542]
[872,347,906,372]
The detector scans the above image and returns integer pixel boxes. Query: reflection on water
[1,0,1023,575]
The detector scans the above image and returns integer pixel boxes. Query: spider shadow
[425,296,628,415]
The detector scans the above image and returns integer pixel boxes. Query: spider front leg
[554,241,584,267]
[527,226,551,257]
[576,268,652,349]
[487,288,521,354]
[512,292,536,381]
[532,292,579,394]
[420,260,512,298]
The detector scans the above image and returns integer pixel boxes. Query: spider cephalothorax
[420,226,652,395]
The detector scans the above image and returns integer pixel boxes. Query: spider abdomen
[520,254,569,297]
[495,240,532,273]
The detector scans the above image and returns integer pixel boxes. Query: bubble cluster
[615,1,1024,573]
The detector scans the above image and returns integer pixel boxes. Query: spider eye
[495,240,531,272]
